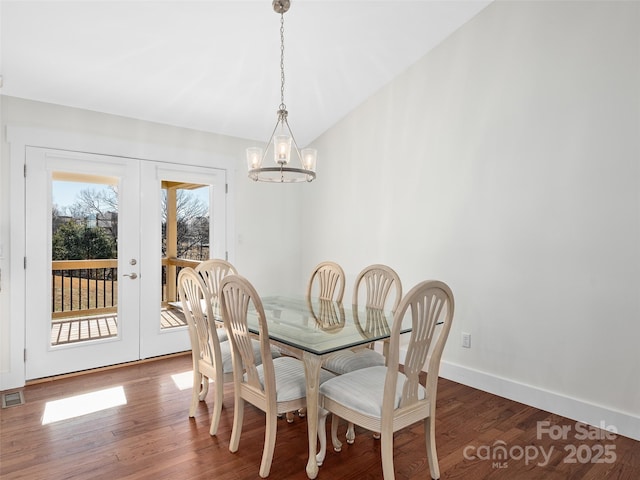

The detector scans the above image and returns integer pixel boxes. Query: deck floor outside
[50,307,187,345]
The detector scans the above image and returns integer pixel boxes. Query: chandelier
[246,0,317,183]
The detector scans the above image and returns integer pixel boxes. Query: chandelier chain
[279,13,286,111]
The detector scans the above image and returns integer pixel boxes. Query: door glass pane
[161,183,210,330]
[51,175,119,346]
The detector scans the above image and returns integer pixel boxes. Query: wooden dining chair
[178,267,235,436]
[322,264,402,443]
[306,261,346,302]
[316,280,454,480]
[219,274,335,478]
[195,258,238,343]
[196,258,237,299]
[178,267,280,437]
[290,260,346,422]
[324,264,402,375]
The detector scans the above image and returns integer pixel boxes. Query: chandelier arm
[263,115,285,164]
[282,115,303,163]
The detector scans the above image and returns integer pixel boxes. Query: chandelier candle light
[246,0,317,183]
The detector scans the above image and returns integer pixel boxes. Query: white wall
[0,95,9,380]
[0,96,305,388]
[302,1,640,439]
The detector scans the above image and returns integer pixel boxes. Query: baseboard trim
[24,351,191,386]
[437,360,640,442]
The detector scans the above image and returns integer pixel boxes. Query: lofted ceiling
[0,0,492,146]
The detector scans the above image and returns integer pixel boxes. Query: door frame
[3,125,236,389]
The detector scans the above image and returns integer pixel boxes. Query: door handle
[123,273,138,280]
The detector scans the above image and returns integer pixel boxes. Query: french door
[138,161,227,359]
[25,147,226,380]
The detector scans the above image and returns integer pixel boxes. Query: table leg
[302,351,322,479]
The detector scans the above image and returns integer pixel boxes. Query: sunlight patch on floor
[42,386,126,425]
[171,371,212,391]
[171,371,195,390]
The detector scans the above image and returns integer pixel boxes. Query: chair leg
[316,408,329,466]
[229,397,244,453]
[346,422,356,444]
[259,412,278,478]
[425,416,440,479]
[298,407,307,418]
[189,371,203,417]
[382,339,390,366]
[330,414,343,452]
[209,378,224,436]
[198,375,209,401]
[286,411,295,423]
[380,431,395,480]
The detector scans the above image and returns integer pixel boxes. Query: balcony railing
[52,259,118,319]
[52,257,201,319]
[161,257,200,304]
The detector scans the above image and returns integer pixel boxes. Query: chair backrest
[352,264,402,312]
[306,261,346,302]
[352,306,391,340]
[195,259,238,300]
[383,280,454,418]
[219,274,276,400]
[178,267,223,370]
[308,298,346,332]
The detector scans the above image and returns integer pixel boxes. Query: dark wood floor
[1,354,638,479]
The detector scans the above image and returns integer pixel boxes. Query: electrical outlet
[461,332,471,348]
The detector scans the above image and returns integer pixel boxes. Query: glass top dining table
[247,295,409,355]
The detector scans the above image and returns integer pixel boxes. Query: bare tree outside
[161,188,209,260]
[53,184,210,261]
[65,186,119,239]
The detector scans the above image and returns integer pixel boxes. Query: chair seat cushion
[253,356,335,403]
[218,340,233,373]
[322,348,385,375]
[215,327,228,343]
[219,339,281,374]
[319,365,426,417]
